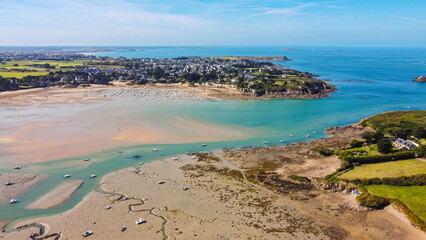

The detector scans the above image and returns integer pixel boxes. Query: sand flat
[26,180,84,209]
[0,173,47,204]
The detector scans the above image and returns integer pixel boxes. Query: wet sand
[0,174,47,204]
[26,180,84,209]
[6,143,425,239]
[0,83,251,165]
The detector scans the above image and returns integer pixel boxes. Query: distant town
[0,48,335,98]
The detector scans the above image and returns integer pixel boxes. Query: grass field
[363,110,426,128]
[339,159,426,180]
[0,71,50,78]
[366,185,426,222]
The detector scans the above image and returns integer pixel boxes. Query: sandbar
[26,180,84,209]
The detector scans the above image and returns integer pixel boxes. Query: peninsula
[0,50,335,99]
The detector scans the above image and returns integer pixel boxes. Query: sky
[1,0,426,47]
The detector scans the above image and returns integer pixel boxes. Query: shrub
[350,139,363,148]
[377,139,393,154]
[314,148,334,156]
[356,186,390,209]
[343,151,415,164]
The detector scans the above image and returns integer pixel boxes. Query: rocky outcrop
[413,76,426,82]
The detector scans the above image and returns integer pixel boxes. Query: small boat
[14,165,22,170]
[138,162,144,165]
[191,156,197,159]
[183,186,189,191]
[82,231,93,237]
[83,158,90,161]
[64,174,71,178]
[172,157,178,160]
[262,141,267,144]
[202,144,207,147]
[5,181,13,186]
[289,134,294,137]
[105,205,112,210]
[90,174,96,178]
[152,148,159,152]
[158,181,166,184]
[121,226,127,232]
[274,131,278,134]
[306,135,310,138]
[9,199,18,204]
[313,131,317,134]
[131,169,137,172]
[280,140,284,143]
[135,218,147,225]
[117,150,123,153]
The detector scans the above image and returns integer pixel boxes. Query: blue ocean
[1,46,425,225]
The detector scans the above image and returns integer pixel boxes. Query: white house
[394,138,419,150]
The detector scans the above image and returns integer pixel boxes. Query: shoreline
[0,80,336,102]
[2,121,424,239]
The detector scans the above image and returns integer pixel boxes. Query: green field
[339,159,426,180]
[366,185,426,222]
[0,60,88,79]
[362,110,426,128]
[0,71,50,78]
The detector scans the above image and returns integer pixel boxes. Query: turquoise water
[1,46,425,226]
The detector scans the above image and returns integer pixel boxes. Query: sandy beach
[3,124,425,239]
[0,83,253,165]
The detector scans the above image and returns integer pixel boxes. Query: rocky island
[413,76,426,82]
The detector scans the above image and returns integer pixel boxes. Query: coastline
[3,121,424,239]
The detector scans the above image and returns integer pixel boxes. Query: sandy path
[26,180,84,209]
[0,174,47,204]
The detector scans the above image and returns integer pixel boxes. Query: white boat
[64,174,71,178]
[105,205,111,210]
[306,135,310,138]
[135,218,147,225]
[172,157,178,160]
[313,131,317,134]
[5,181,13,186]
[274,131,278,134]
[83,158,90,161]
[158,181,166,184]
[82,231,93,237]
[14,165,22,169]
[191,156,197,159]
[152,148,159,152]
[138,162,144,165]
[202,144,207,147]
[289,134,294,137]
[262,141,267,144]
[90,174,96,178]
[183,186,189,191]
[9,199,18,204]
[117,150,123,153]
[280,140,284,143]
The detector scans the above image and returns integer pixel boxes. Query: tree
[152,67,165,80]
[374,131,384,141]
[377,140,393,154]
[415,145,426,158]
[413,126,426,138]
[350,139,363,148]
[362,132,375,143]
